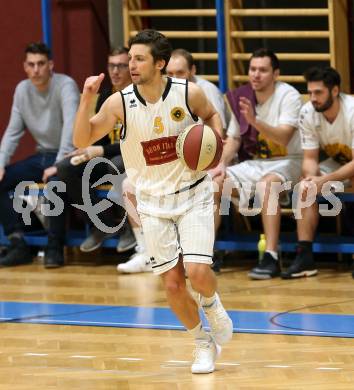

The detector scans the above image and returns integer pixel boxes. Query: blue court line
[0,301,353,338]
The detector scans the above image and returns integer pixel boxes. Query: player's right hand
[82,73,105,96]
[0,167,4,182]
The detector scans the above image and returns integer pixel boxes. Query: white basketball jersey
[119,77,205,199]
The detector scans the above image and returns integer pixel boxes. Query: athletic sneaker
[281,245,318,279]
[202,293,233,345]
[117,251,152,273]
[80,228,115,252]
[248,252,281,280]
[116,225,136,253]
[191,337,221,374]
[0,236,33,267]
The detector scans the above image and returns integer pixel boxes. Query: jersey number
[153,116,164,134]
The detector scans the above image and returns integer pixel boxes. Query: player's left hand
[42,166,58,183]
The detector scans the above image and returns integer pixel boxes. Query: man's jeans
[0,152,56,236]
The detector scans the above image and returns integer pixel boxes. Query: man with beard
[282,66,354,279]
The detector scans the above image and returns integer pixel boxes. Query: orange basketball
[176,124,223,171]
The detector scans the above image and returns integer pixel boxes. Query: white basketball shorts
[139,178,215,275]
[226,157,302,194]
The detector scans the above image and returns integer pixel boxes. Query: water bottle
[257,233,266,262]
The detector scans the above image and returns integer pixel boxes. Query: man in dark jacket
[47,47,135,267]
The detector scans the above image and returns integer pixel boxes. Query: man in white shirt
[211,49,303,280]
[282,66,354,279]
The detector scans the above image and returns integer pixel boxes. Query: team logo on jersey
[324,143,352,164]
[129,99,137,108]
[170,107,185,122]
[150,257,156,266]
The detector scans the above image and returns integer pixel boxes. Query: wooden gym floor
[0,254,353,389]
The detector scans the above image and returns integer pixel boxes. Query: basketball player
[73,29,233,374]
[117,48,231,274]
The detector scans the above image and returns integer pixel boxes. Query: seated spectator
[211,49,303,280]
[167,48,228,128]
[0,42,80,268]
[52,47,135,264]
[282,67,354,279]
[117,48,230,273]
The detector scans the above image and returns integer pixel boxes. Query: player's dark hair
[25,42,52,59]
[171,48,195,70]
[250,48,279,71]
[128,29,172,73]
[303,66,341,91]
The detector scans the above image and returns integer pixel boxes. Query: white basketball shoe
[191,336,221,374]
[202,293,233,345]
[117,250,152,273]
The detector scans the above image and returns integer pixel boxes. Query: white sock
[188,321,210,342]
[133,227,145,252]
[266,250,278,260]
[201,293,217,308]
